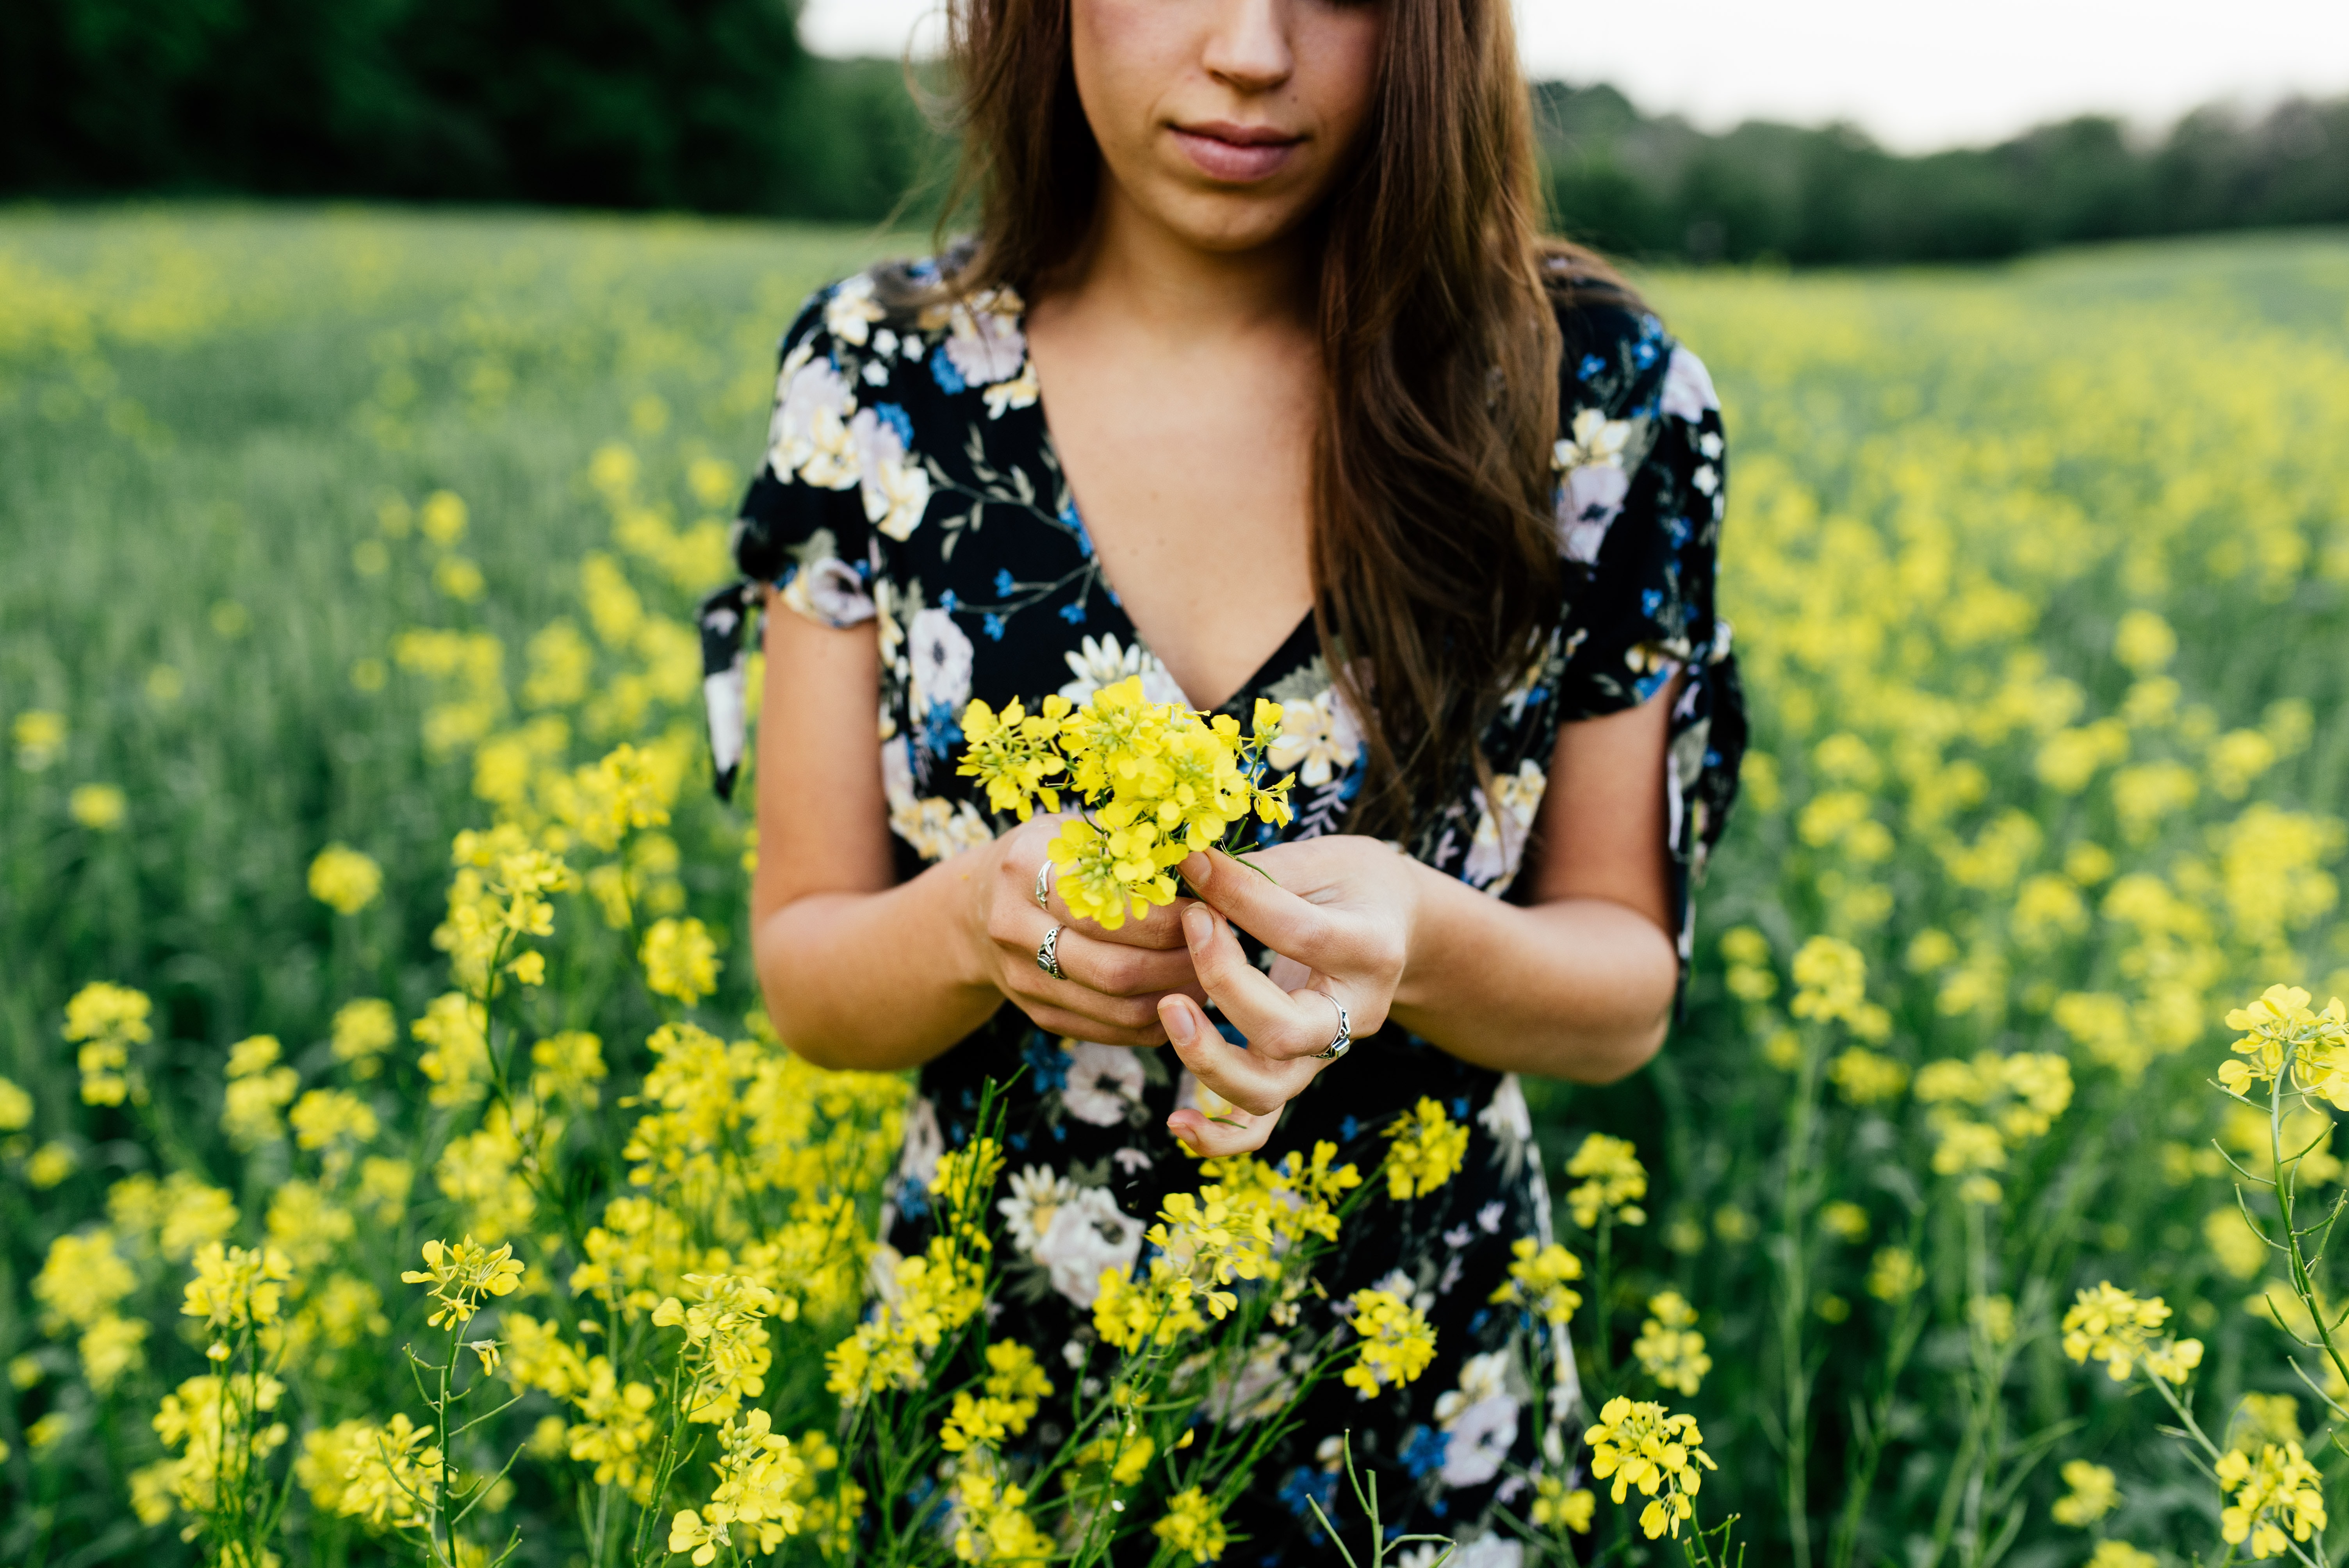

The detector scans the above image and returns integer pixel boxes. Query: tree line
[4,0,2343,264]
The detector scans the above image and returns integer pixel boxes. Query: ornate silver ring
[1036,924,1065,981]
[1311,991,1351,1062]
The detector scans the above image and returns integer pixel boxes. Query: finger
[1012,998,1168,1049]
[1158,992,1314,1118]
[1047,922,1201,998]
[1058,891,1201,953]
[1180,850,1346,969]
[1180,905,1342,1064]
[1166,1101,1274,1157]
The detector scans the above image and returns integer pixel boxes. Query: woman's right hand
[965,815,1204,1047]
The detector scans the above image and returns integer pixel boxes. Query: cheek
[1296,7,1385,146]
[1068,0,1194,162]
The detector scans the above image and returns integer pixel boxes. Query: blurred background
[2,0,2346,262]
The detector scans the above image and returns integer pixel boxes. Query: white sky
[797,0,2349,151]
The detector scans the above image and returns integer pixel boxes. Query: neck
[1044,180,1315,344]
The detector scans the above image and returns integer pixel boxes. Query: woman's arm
[1159,678,1681,1153]
[749,592,1203,1071]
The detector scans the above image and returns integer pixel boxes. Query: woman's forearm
[752,850,1007,1073]
[1388,859,1678,1083]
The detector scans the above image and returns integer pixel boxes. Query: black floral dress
[727,257,1743,1566]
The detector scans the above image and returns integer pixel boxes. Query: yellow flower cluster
[1148,1188,1275,1319]
[2219,984,2349,1106]
[33,1228,146,1392]
[1913,1051,2073,1204]
[1380,1098,1471,1200]
[1789,935,1889,1039]
[299,1413,441,1530]
[950,1465,1055,1564]
[1586,1395,1718,1540]
[1531,1474,1596,1534]
[1633,1290,1712,1395]
[2217,1440,2327,1559]
[64,979,151,1106]
[182,1242,292,1352]
[1341,1288,1437,1398]
[221,1034,299,1148]
[2050,1459,2118,1527]
[437,823,577,991]
[826,1238,989,1401]
[1152,1486,1231,1564]
[959,678,1294,928]
[938,1342,1054,1454]
[307,843,383,915]
[143,1372,289,1524]
[653,1273,781,1423]
[669,1409,807,1563]
[1488,1238,1584,1327]
[2060,1282,2205,1384]
[641,915,721,1005]
[400,1236,524,1329]
[1565,1132,1649,1228]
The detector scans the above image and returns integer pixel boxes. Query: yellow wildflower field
[2,207,2347,1565]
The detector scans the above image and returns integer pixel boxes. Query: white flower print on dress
[1659,344,1721,425]
[1032,1185,1144,1305]
[1203,1334,1297,1424]
[769,347,858,490]
[850,406,933,540]
[1444,1534,1526,1568]
[1553,406,1635,565]
[982,359,1041,420]
[881,737,993,861]
[1265,686,1363,788]
[824,273,887,347]
[1478,1075,1533,1144]
[908,607,975,716]
[937,287,1028,386]
[781,547,874,629]
[1060,1041,1146,1126]
[999,1165,1080,1257]
[1461,759,1548,892]
[1438,1395,1521,1487]
[897,1096,943,1190]
[1172,1069,1242,1123]
[1057,633,1186,706]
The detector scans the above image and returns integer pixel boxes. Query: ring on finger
[1036,924,1066,981]
[1034,858,1055,911]
[1310,989,1351,1062]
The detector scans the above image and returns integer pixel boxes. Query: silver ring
[1036,924,1065,980]
[1034,859,1054,911]
[1311,991,1351,1061]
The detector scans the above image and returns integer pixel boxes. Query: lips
[1170,121,1303,183]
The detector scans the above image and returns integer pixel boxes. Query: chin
[1152,191,1312,255]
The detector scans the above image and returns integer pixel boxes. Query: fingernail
[1163,999,1197,1046]
[1184,851,1212,887]
[1183,906,1211,950]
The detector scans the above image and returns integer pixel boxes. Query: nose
[1199,0,1296,93]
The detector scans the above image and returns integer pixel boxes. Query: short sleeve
[1548,305,1746,960]
[733,287,880,629]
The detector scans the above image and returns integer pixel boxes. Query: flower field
[3,205,2348,1568]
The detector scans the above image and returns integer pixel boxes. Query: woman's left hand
[1158,837,1422,1156]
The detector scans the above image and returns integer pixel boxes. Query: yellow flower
[68,783,126,830]
[63,980,152,1107]
[1531,1474,1595,1533]
[307,844,383,914]
[1382,1098,1470,1200]
[1152,1486,1230,1563]
[2219,984,2349,1107]
[1489,1238,1584,1327]
[1565,1133,1649,1228]
[2088,1545,2157,1568]
[13,709,66,770]
[2060,1282,2203,1384]
[1633,1291,1712,1395]
[1586,1395,1718,1540]
[1789,934,1867,1025]
[2216,1440,2327,1557]
[34,1228,135,1333]
[1866,1247,1923,1303]
[401,1236,525,1328]
[330,997,399,1078]
[1341,1288,1436,1398]
[182,1242,294,1336]
[2051,1458,2119,1526]
[0,1074,30,1132]
[642,916,721,1005]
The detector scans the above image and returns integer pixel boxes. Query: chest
[1025,317,1318,714]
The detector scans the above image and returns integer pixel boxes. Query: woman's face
[1068,0,1385,256]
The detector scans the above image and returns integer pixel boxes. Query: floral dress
[721,257,1743,1566]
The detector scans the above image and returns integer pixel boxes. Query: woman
[730,0,1741,1557]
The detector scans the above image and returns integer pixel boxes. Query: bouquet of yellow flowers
[958,676,1296,928]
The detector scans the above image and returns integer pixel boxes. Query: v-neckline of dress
[1013,309,1317,716]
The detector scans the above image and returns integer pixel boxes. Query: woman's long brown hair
[934,0,1639,834]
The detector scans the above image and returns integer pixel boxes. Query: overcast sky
[797,0,2349,151]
